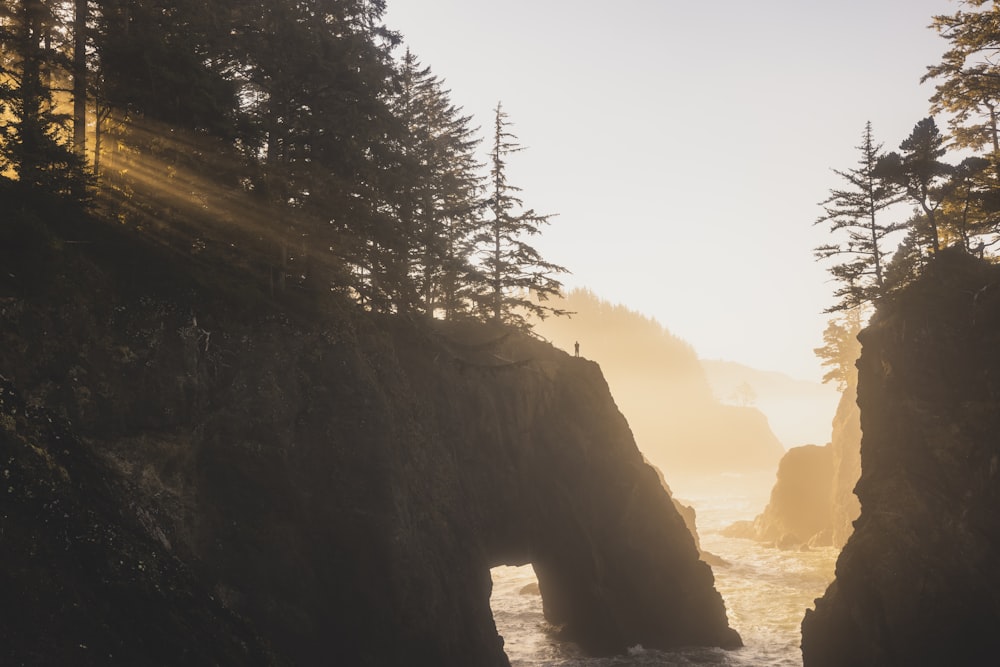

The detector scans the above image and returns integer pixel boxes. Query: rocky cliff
[532,289,785,488]
[0,215,740,664]
[722,444,833,549]
[827,379,861,547]
[801,249,1000,666]
[722,383,861,550]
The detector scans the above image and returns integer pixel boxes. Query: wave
[490,496,837,667]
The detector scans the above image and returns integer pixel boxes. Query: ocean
[490,494,838,667]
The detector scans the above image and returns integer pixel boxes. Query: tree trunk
[18,0,45,186]
[72,0,88,160]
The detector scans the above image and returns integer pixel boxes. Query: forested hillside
[0,0,565,328]
[533,289,785,492]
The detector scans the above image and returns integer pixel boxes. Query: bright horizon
[385,0,955,382]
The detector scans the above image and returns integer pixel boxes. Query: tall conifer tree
[71,0,88,160]
[814,122,904,311]
[877,117,953,254]
[0,0,86,196]
[924,3,1000,166]
[478,102,567,326]
[390,49,482,317]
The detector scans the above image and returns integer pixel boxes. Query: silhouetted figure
[973,241,985,259]
[574,341,580,357]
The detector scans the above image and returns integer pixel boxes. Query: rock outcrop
[722,444,833,549]
[532,288,785,483]
[723,445,833,549]
[0,220,740,665]
[721,380,861,550]
[801,249,1000,666]
[826,379,861,547]
[652,465,727,566]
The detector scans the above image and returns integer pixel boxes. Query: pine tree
[0,0,87,197]
[922,3,1000,254]
[231,0,402,302]
[89,0,245,227]
[477,102,568,327]
[93,0,240,138]
[390,49,482,318]
[71,0,87,160]
[814,310,863,392]
[814,122,904,311]
[924,3,1000,166]
[877,117,953,254]
[939,155,993,251]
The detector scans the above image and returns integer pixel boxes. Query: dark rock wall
[0,242,739,664]
[801,250,1000,666]
[0,377,273,667]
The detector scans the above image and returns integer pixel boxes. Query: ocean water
[490,495,838,667]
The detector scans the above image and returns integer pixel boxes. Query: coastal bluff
[720,379,861,551]
[0,227,739,665]
[801,249,1000,666]
[721,443,833,550]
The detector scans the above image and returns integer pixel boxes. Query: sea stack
[801,249,1000,666]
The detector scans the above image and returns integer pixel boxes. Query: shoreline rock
[801,249,1000,666]
[0,230,742,664]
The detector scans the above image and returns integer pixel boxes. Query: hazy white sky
[385,0,954,381]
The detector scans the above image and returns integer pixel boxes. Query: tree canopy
[0,0,569,331]
[814,311,862,391]
[814,121,904,312]
[479,102,568,327]
[814,1,1000,373]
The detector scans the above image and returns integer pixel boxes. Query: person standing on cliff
[574,341,580,357]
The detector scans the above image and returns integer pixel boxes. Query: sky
[384,0,956,382]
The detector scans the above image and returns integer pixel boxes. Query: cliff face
[0,230,739,664]
[531,289,785,484]
[827,379,861,547]
[720,382,861,550]
[801,250,1000,666]
[738,444,834,549]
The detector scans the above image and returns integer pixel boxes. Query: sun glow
[71,114,362,295]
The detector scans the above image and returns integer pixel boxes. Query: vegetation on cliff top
[815,0,1000,315]
[813,2,1000,396]
[0,0,568,329]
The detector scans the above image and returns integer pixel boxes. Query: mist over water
[499,291,842,665]
[491,494,837,667]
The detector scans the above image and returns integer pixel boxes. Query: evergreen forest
[814,1,1000,382]
[6,1,1000,353]
[0,0,567,328]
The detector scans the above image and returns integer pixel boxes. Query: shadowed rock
[801,249,1000,666]
[0,230,740,664]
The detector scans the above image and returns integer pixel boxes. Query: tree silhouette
[877,117,953,254]
[478,102,568,326]
[729,381,757,407]
[0,0,87,197]
[924,3,1000,172]
[814,310,862,392]
[940,155,993,251]
[71,0,87,161]
[0,1,571,332]
[814,122,904,311]
[390,49,483,318]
